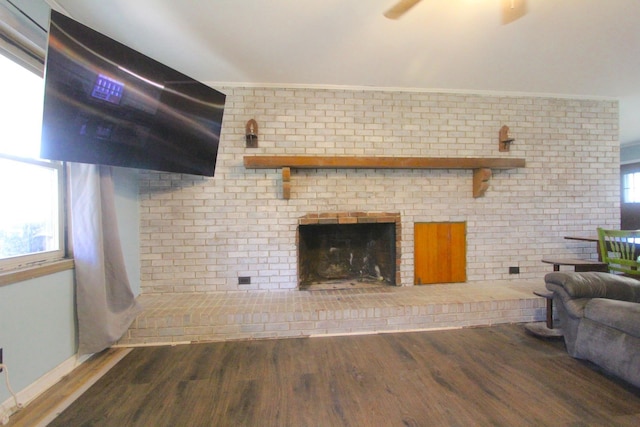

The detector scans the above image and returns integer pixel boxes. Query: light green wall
[0,269,76,404]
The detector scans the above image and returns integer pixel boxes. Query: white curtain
[69,163,141,354]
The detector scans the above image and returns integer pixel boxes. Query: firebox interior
[298,222,396,289]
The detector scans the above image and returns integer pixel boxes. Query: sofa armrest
[545,272,640,303]
[544,280,590,319]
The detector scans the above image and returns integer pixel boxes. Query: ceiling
[48,0,640,145]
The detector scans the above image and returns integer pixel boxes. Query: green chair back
[597,228,640,277]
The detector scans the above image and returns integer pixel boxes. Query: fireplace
[297,213,401,289]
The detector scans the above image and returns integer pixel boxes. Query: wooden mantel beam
[243,155,525,170]
[243,155,526,199]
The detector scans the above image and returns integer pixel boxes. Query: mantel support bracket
[282,167,291,200]
[472,168,492,198]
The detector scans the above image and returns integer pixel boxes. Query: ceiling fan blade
[384,0,423,20]
[501,0,527,25]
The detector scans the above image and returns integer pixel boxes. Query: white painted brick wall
[139,87,619,293]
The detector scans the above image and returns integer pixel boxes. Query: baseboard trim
[0,353,91,423]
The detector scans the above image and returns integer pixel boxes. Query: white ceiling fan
[384,0,528,24]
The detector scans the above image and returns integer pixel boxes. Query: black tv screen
[41,10,226,176]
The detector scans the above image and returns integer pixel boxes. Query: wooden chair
[597,228,640,277]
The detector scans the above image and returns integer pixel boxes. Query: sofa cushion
[584,298,640,337]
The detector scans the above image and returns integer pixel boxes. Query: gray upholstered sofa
[544,271,640,388]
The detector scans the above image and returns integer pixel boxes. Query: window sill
[0,259,75,287]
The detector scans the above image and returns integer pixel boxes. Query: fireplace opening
[298,222,396,289]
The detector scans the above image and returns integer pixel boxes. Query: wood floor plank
[16,324,640,426]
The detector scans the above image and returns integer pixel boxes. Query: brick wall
[139,87,619,293]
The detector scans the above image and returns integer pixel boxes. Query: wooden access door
[414,222,466,285]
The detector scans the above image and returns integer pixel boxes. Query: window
[0,53,65,271]
[622,164,640,204]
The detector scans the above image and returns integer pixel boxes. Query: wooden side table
[524,290,563,338]
[541,258,608,272]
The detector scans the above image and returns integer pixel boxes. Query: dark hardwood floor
[16,324,640,426]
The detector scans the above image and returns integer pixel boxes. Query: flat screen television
[41,10,226,176]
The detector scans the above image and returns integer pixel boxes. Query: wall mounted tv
[41,10,226,176]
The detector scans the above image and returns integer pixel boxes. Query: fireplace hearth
[297,213,401,290]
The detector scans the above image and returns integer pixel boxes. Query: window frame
[0,153,67,271]
[621,162,640,204]
[0,1,70,277]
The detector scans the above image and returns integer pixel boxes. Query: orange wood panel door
[414,222,466,285]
